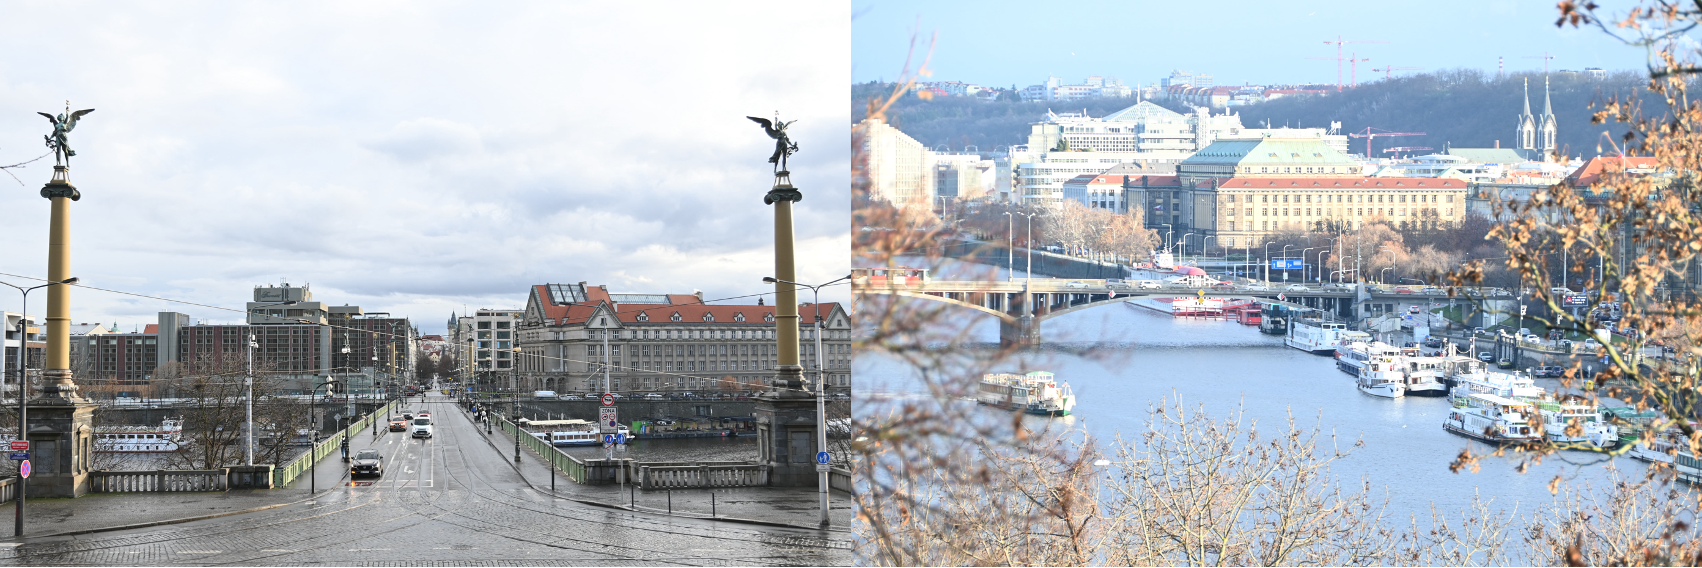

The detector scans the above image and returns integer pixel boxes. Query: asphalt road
[1,392,850,566]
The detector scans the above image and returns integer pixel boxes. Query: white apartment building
[932,152,993,202]
[447,308,522,386]
[1014,102,1250,207]
[1021,76,1133,102]
[860,117,933,210]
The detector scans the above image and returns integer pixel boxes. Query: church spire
[1542,75,1553,119]
[1522,78,1532,118]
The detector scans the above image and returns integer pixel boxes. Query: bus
[852,267,930,286]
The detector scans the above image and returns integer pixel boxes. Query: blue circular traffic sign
[19,460,30,479]
[815,451,830,465]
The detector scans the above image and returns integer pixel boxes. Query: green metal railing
[497,414,588,483]
[273,399,400,488]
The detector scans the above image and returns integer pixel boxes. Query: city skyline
[854,1,1652,89]
[0,2,851,336]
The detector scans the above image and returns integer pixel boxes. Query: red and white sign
[19,460,30,479]
[8,441,28,451]
[601,393,615,407]
[599,407,618,431]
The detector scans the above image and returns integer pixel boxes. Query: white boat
[1286,318,1352,355]
[978,372,1076,416]
[94,418,185,452]
[1444,393,1544,444]
[523,419,606,446]
[1627,426,1702,484]
[1449,370,1544,402]
[1397,356,1451,397]
[1532,396,1619,449]
[1337,341,1401,377]
[1356,354,1407,398]
[1438,355,1490,389]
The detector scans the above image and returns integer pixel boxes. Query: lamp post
[1281,245,1293,283]
[1381,267,1393,285]
[1301,247,1316,284]
[1023,213,1037,282]
[1,276,77,537]
[308,379,336,495]
[1202,236,1217,277]
[1316,247,1331,284]
[513,346,522,463]
[1181,232,1194,265]
[764,273,851,529]
[1263,242,1274,284]
[245,300,298,465]
[1159,224,1172,252]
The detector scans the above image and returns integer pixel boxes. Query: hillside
[853,69,1666,157]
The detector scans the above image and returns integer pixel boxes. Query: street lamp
[1301,247,1316,284]
[1380,267,1393,285]
[1316,247,1332,284]
[1201,235,1217,276]
[1022,212,1037,282]
[245,300,297,465]
[1181,232,1194,265]
[308,379,337,495]
[1159,224,1173,251]
[0,276,76,537]
[1281,245,1293,283]
[513,346,522,463]
[764,273,851,529]
[1263,242,1275,284]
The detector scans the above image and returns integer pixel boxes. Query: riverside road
[0,391,849,566]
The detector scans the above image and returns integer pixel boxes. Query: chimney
[1494,140,1500,148]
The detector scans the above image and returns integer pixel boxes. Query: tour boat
[524,419,610,446]
[1337,341,1401,377]
[1396,355,1451,397]
[1443,394,1543,444]
[1533,396,1619,449]
[1438,355,1490,389]
[1449,370,1544,402]
[978,372,1076,416]
[1286,318,1353,355]
[1627,426,1702,484]
[1355,354,1407,398]
[93,418,185,453]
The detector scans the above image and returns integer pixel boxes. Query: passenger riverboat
[523,419,631,446]
[1355,354,1407,398]
[1449,370,1544,402]
[1443,394,1543,444]
[1533,396,1619,449]
[978,371,1076,416]
[1337,341,1401,377]
[0,418,186,453]
[1396,355,1450,397]
[1627,425,1702,484]
[1286,318,1353,355]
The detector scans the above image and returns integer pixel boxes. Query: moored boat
[1286,318,1353,355]
[1356,354,1407,398]
[979,372,1076,416]
[1533,396,1619,449]
[1444,394,1543,444]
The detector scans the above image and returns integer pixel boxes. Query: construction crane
[1524,53,1555,74]
[1320,36,1388,91]
[1372,66,1424,80]
[1306,52,1371,88]
[1347,127,1425,156]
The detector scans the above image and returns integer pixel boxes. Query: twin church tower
[1516,76,1558,157]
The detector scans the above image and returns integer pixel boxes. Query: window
[496,321,510,329]
[478,322,490,329]
[496,331,510,339]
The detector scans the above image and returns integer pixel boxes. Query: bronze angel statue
[39,103,95,167]
[747,115,798,172]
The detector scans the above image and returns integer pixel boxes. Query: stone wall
[474,400,760,422]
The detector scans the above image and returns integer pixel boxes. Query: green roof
[1444,148,1533,164]
[1181,137,1359,167]
[1102,101,1185,123]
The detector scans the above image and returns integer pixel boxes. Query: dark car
[350,449,383,477]
[1528,366,1565,378]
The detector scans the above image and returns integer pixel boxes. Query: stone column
[756,170,818,487]
[32,166,96,498]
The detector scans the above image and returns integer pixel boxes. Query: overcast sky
[0,2,849,337]
[854,1,1653,88]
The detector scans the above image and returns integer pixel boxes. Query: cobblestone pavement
[0,394,851,566]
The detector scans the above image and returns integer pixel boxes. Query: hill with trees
[853,69,1665,158]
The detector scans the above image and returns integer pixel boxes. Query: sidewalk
[462,405,851,532]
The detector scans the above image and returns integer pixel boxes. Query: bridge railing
[0,477,15,503]
[829,466,853,493]
[636,463,768,490]
[272,398,400,489]
[91,469,229,493]
[496,415,590,484]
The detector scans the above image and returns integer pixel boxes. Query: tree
[152,354,301,470]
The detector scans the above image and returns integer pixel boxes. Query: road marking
[347,548,392,551]
[178,550,222,554]
[260,549,293,552]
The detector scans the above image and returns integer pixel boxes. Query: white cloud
[0,2,850,336]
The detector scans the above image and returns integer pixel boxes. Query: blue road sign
[7,452,25,461]
[19,460,30,478]
[616,433,626,444]
[1269,259,1303,270]
[603,434,615,445]
[815,451,830,465]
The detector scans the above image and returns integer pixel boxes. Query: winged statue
[38,103,95,167]
[747,115,799,172]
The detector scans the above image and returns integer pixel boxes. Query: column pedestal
[24,391,96,498]
[753,385,820,487]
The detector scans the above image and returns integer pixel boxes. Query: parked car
[644,393,664,400]
[350,449,383,477]
[558,394,582,401]
[1528,366,1565,378]
[1478,352,1495,362]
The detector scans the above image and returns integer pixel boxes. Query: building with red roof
[502,282,850,395]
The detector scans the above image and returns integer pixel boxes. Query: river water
[854,285,1649,531]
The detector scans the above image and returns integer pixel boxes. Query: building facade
[447,309,523,388]
[861,117,934,209]
[514,282,851,395]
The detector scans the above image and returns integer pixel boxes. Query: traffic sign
[601,393,615,407]
[603,434,615,445]
[615,433,627,444]
[815,463,831,473]
[7,452,25,461]
[599,407,618,431]
[815,451,830,465]
[8,441,27,451]
[19,460,30,479]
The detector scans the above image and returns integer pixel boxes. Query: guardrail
[0,477,15,503]
[497,415,589,484]
[829,466,852,493]
[91,469,230,493]
[271,398,400,488]
[636,463,768,490]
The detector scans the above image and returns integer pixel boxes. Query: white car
[1137,280,1162,290]
[1285,284,1309,291]
[411,417,434,438]
[1063,280,1088,289]
[1244,284,1270,291]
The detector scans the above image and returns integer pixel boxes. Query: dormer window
[734,312,746,323]
[703,313,715,322]
[637,312,649,322]
[670,312,682,322]
[764,313,775,323]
